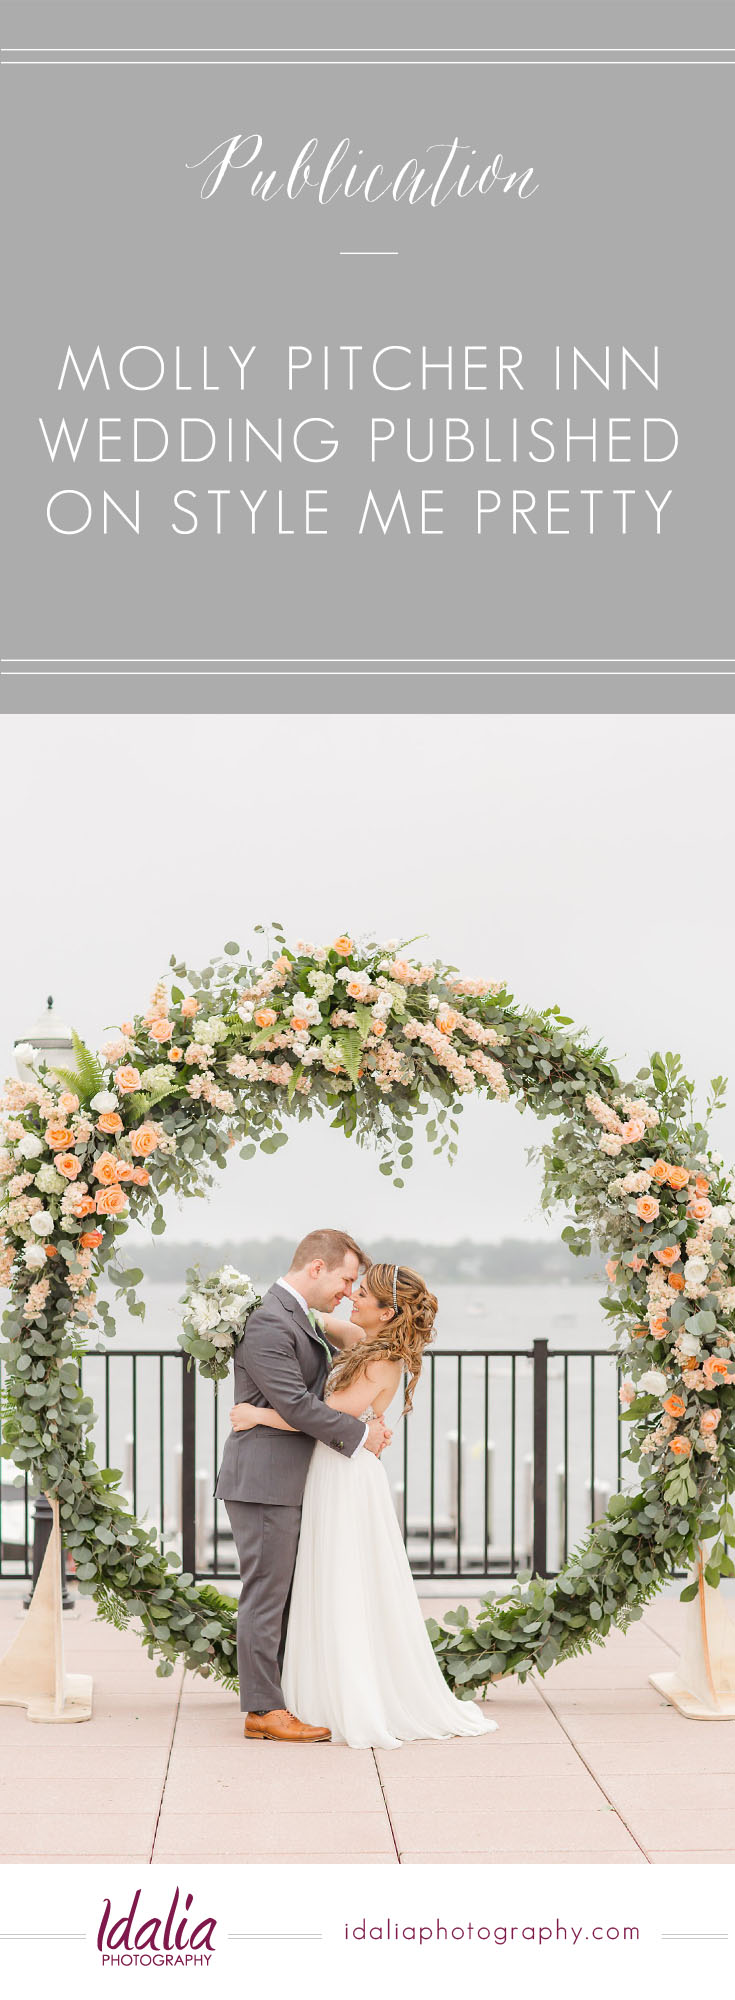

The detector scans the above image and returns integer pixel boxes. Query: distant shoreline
[127,1236,602,1288]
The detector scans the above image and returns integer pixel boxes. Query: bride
[229,1261,495,1750]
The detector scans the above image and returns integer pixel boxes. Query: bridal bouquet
[178,1262,261,1381]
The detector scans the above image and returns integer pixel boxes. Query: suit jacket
[214,1281,367,1507]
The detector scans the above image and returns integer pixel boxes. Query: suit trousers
[224,1498,302,1713]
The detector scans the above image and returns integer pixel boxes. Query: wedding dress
[282,1398,497,1749]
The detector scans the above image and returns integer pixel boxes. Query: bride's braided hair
[329,1263,438,1415]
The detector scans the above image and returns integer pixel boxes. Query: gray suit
[215,1282,366,1713]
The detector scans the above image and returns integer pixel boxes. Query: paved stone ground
[1,1587,734,1863]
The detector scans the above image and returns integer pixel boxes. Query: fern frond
[52,1031,105,1106]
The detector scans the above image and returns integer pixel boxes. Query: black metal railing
[0,1340,627,1587]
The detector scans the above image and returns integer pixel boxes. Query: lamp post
[15,999,75,1610]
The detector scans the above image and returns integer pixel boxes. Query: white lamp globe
[14,996,74,1085]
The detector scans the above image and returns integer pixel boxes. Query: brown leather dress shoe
[245,1708,331,1743]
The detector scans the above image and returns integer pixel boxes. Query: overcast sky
[2,712,733,1250]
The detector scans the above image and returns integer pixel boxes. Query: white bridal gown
[282,1403,497,1749]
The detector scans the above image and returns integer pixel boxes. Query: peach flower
[620,1119,646,1144]
[291,1014,311,1034]
[168,1047,183,1063]
[438,1010,460,1036]
[149,1018,174,1044]
[45,1123,74,1152]
[688,1197,712,1221]
[663,1394,686,1419]
[700,1409,721,1434]
[115,1162,134,1181]
[332,937,353,956]
[70,1195,96,1219]
[114,1065,141,1094]
[130,1124,158,1158]
[180,997,199,1018]
[55,1153,81,1180]
[121,1021,133,1035]
[97,1111,123,1136]
[631,1324,649,1339]
[93,1151,120,1185]
[254,1009,277,1030]
[57,1092,79,1116]
[605,1259,618,1282]
[655,1246,680,1268]
[79,1230,104,1249]
[702,1355,735,1386]
[131,1166,150,1186]
[668,1273,685,1291]
[667,1165,690,1191]
[651,1160,670,1184]
[694,1175,710,1195]
[95,1186,128,1216]
[636,1196,660,1223]
[669,1436,692,1458]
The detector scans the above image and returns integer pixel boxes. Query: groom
[215,1227,389,1743]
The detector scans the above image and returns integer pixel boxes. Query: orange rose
[79,1230,103,1249]
[651,1160,670,1184]
[694,1175,710,1195]
[667,1165,690,1191]
[55,1153,81,1180]
[655,1246,680,1268]
[669,1436,692,1458]
[291,1014,310,1034]
[700,1409,721,1434]
[636,1196,660,1223]
[688,1197,712,1221]
[180,997,199,1018]
[130,1124,158,1158]
[97,1111,123,1136]
[131,1166,150,1185]
[57,1092,79,1116]
[254,1008,277,1030]
[663,1394,686,1419]
[631,1324,649,1339]
[45,1123,74,1152]
[168,1047,183,1062]
[605,1258,618,1282]
[72,1195,96,1219]
[44,1245,57,1258]
[333,936,353,956]
[114,1065,141,1094]
[371,1019,387,1038]
[95,1186,128,1216]
[703,1355,735,1385]
[668,1273,685,1291]
[149,1018,174,1044]
[438,1010,459,1035]
[93,1151,120,1185]
[115,1162,134,1181]
[650,1316,667,1337]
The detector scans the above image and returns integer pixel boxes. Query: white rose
[638,1369,669,1396]
[91,1091,118,1113]
[30,1210,55,1237]
[23,1242,48,1270]
[16,1133,44,1160]
[219,1265,244,1289]
[210,1324,235,1348]
[710,1207,731,1231]
[679,1332,701,1357]
[237,1002,255,1024]
[685,1256,709,1287]
[14,1043,39,1066]
[288,992,321,1026]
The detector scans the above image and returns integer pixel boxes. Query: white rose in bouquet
[90,1090,118,1113]
[638,1369,668,1397]
[179,1262,262,1381]
[17,1133,44,1161]
[24,1242,48,1270]
[29,1210,55,1237]
[685,1257,709,1288]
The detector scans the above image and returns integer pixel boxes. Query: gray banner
[1,1,733,713]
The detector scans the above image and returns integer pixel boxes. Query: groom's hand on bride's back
[364,1417,391,1455]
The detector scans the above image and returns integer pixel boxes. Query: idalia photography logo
[97,1887,216,1968]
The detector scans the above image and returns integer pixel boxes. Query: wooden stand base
[649,1669,735,1721]
[0,1495,93,1724]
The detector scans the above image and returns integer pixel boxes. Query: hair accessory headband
[392,1265,399,1312]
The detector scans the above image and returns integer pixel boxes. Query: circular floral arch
[2,926,735,1697]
